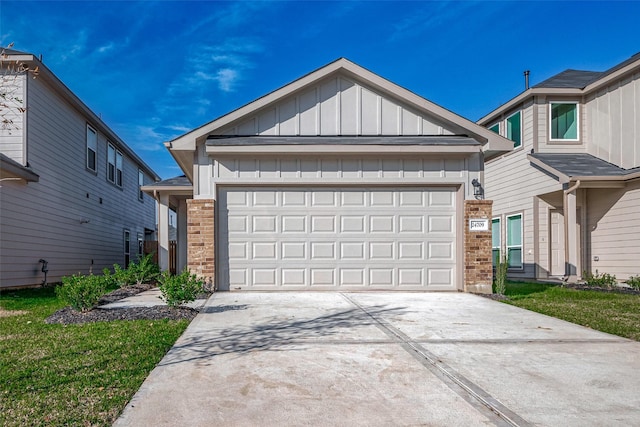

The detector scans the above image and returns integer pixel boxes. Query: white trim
[548,101,580,142]
[505,110,522,148]
[491,216,501,264]
[488,122,500,135]
[86,124,97,173]
[506,213,523,270]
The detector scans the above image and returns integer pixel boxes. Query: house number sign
[469,219,489,231]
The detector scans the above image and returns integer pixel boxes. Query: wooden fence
[144,240,177,274]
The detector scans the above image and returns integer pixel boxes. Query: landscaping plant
[625,275,640,290]
[110,254,159,287]
[55,274,107,312]
[582,270,617,289]
[157,269,204,307]
[493,254,508,295]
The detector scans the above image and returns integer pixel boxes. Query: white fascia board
[206,144,481,156]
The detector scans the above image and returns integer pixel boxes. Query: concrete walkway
[114,292,640,427]
[100,288,208,310]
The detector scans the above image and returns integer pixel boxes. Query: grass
[0,287,190,427]
[503,281,640,341]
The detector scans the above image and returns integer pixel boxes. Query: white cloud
[97,42,115,54]
[214,68,238,92]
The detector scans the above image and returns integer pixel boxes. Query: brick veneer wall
[464,200,493,294]
[187,199,215,289]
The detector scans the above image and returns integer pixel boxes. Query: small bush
[157,269,204,308]
[625,275,640,290]
[582,270,617,289]
[493,254,508,295]
[55,274,107,312]
[110,254,159,287]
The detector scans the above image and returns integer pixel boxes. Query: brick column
[464,200,493,294]
[187,199,215,289]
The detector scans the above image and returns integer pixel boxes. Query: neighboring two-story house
[479,52,640,283]
[0,48,160,289]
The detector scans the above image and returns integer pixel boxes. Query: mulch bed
[45,284,205,325]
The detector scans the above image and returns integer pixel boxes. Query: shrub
[625,275,640,290]
[110,254,159,287]
[582,270,617,289]
[493,254,508,295]
[55,274,107,312]
[157,269,204,308]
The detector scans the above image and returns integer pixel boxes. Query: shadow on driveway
[160,305,406,366]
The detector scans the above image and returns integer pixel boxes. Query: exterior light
[471,178,484,200]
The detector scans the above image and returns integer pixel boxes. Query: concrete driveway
[114,292,640,427]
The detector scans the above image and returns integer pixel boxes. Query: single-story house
[144,58,512,292]
[478,52,640,283]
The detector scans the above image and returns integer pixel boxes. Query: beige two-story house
[479,52,640,283]
[0,48,160,288]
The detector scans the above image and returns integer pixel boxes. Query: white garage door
[218,187,457,291]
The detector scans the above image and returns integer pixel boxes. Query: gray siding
[0,73,156,288]
[587,181,640,280]
[0,73,26,164]
[585,72,640,169]
[485,101,560,279]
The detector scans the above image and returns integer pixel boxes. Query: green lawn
[503,282,640,341]
[0,287,190,427]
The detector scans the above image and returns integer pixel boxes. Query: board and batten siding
[585,72,640,169]
[0,72,156,288]
[0,73,26,164]
[587,181,640,280]
[219,76,458,137]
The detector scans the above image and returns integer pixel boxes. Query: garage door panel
[218,187,457,290]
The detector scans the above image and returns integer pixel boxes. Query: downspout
[563,180,581,281]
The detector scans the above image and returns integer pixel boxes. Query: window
[107,143,116,183]
[138,169,145,201]
[550,102,578,140]
[489,123,500,134]
[506,214,523,269]
[115,151,123,187]
[506,111,522,148]
[107,143,123,187]
[492,217,501,266]
[124,230,130,268]
[86,125,97,172]
[137,233,144,258]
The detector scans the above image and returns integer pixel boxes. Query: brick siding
[187,199,215,288]
[464,200,493,294]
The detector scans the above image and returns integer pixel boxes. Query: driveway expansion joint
[340,293,533,427]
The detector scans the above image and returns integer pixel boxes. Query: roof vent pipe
[524,70,530,90]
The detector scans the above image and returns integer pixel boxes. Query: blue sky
[2,1,639,179]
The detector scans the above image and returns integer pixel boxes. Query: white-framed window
[492,217,501,266]
[107,143,123,187]
[138,169,145,201]
[550,102,579,141]
[124,229,131,268]
[107,143,116,183]
[489,123,500,134]
[115,151,123,187]
[506,213,523,269]
[86,125,97,172]
[506,111,522,148]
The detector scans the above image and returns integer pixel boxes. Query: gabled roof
[206,135,481,146]
[478,52,640,125]
[166,58,512,179]
[528,153,640,184]
[1,49,160,181]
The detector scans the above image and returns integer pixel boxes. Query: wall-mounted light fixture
[471,179,484,200]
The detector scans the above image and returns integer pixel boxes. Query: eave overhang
[0,154,39,182]
[527,154,640,187]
